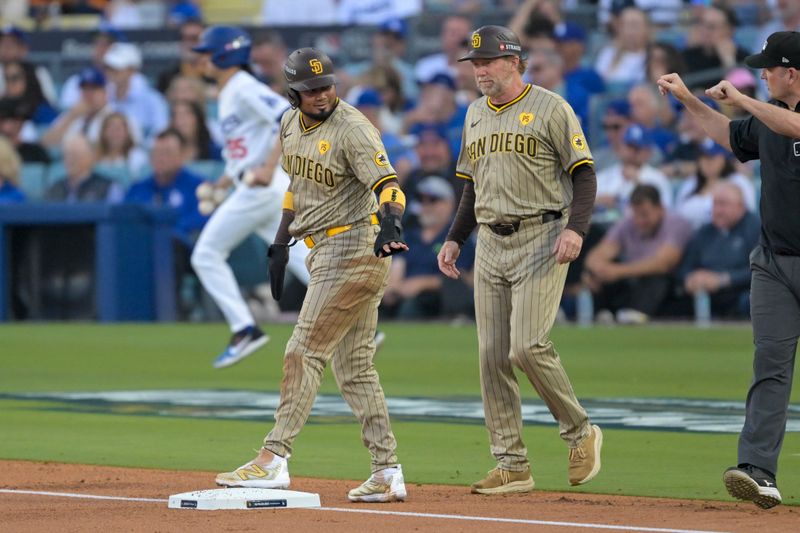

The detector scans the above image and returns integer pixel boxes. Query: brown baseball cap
[458,25,527,62]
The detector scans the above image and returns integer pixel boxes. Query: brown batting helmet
[458,25,527,62]
[284,47,336,107]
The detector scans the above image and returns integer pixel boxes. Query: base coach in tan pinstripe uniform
[438,26,603,494]
[216,48,409,503]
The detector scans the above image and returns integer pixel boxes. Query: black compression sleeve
[566,164,597,238]
[274,210,295,245]
[446,181,478,246]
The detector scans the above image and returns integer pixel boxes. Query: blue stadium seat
[18,163,49,199]
[45,161,66,190]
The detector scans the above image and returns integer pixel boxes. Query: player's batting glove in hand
[267,244,289,300]
[374,213,406,257]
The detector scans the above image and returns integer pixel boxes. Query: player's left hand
[705,80,744,107]
[552,228,583,264]
[374,214,408,257]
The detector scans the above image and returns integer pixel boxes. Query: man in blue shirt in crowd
[383,175,475,319]
[124,128,208,247]
[677,182,760,318]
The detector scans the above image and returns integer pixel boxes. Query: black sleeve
[446,181,478,246]
[273,210,294,245]
[566,163,597,238]
[729,116,761,163]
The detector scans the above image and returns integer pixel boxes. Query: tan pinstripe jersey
[280,99,397,237]
[455,83,593,225]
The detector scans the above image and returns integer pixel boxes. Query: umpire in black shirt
[658,31,800,510]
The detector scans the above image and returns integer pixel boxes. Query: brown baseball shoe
[470,466,534,494]
[569,424,603,486]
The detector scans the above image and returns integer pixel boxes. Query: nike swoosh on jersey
[470,119,481,128]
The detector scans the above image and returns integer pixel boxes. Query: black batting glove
[374,213,406,257]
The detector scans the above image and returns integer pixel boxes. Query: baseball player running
[190,26,310,369]
[437,25,602,494]
[215,48,409,503]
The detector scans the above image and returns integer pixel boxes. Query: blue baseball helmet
[192,26,251,68]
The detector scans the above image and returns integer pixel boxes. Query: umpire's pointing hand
[438,240,461,279]
[553,228,583,264]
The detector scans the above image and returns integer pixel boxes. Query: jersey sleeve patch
[571,134,587,151]
[374,150,389,167]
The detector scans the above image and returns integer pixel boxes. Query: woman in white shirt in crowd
[675,138,756,229]
[94,111,149,181]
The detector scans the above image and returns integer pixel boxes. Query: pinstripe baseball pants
[475,216,591,471]
[263,224,399,473]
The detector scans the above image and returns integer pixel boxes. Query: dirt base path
[0,460,796,532]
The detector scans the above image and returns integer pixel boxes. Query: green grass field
[1,323,798,504]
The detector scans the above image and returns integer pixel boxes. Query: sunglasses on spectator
[602,123,624,131]
[5,74,23,83]
[419,195,445,204]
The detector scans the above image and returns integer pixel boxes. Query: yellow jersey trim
[568,158,594,174]
[455,172,474,181]
[371,174,398,191]
[487,84,531,113]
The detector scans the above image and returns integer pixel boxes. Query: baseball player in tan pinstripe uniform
[216,48,409,503]
[437,25,602,494]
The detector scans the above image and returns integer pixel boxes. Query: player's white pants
[191,172,310,333]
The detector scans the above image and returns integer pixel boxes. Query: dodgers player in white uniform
[191,26,311,369]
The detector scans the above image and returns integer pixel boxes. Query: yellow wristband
[378,186,406,209]
[282,191,294,211]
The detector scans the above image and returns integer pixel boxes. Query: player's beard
[477,72,513,99]
[303,99,339,122]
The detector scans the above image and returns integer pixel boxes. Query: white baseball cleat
[215,454,290,489]
[348,465,407,503]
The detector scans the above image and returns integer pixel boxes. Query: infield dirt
[1,460,797,532]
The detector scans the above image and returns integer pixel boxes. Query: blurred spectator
[753,0,800,54]
[44,134,122,202]
[260,0,338,25]
[594,7,650,86]
[250,30,289,94]
[509,0,561,50]
[0,97,50,163]
[660,96,721,182]
[722,68,758,119]
[526,48,590,133]
[415,14,471,83]
[169,100,221,162]
[627,83,677,156]
[382,175,475,319]
[359,64,409,134]
[167,0,203,27]
[124,128,208,246]
[1,60,57,125]
[0,1,27,24]
[103,42,169,144]
[0,135,25,203]
[166,74,206,106]
[595,124,673,224]
[404,123,458,219]
[593,99,632,171]
[42,67,113,147]
[403,73,466,159]
[60,23,126,109]
[337,0,422,25]
[675,138,756,229]
[156,17,206,94]
[353,88,413,181]
[555,21,605,96]
[518,14,557,54]
[345,19,418,101]
[105,0,146,29]
[681,4,748,89]
[676,182,760,319]
[645,42,686,84]
[584,184,693,324]
[0,25,57,108]
[95,111,149,179]
[598,0,684,27]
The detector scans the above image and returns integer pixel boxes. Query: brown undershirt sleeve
[566,163,597,238]
[274,210,294,246]
[446,181,478,247]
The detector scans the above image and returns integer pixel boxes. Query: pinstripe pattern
[263,224,397,472]
[280,99,396,237]
[458,83,593,471]
[456,84,592,225]
[265,98,400,473]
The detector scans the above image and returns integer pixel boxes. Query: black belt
[487,211,562,236]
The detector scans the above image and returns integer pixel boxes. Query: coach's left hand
[552,228,583,264]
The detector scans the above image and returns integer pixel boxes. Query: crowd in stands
[0,0,789,323]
